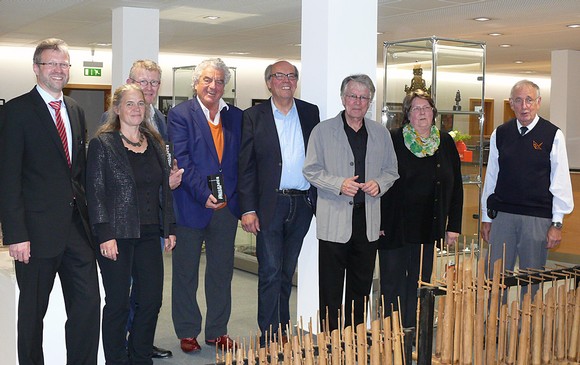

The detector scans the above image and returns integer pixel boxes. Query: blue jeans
[256,194,312,343]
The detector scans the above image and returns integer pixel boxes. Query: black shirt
[126,144,162,226]
[341,111,368,205]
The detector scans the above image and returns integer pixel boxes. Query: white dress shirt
[481,115,574,223]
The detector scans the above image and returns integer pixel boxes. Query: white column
[300,0,378,120]
[111,7,159,90]
[551,50,580,169]
[297,0,378,331]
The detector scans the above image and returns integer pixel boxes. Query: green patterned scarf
[402,123,440,157]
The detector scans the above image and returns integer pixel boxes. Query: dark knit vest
[487,118,557,218]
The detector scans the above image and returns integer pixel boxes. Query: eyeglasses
[37,62,71,69]
[201,77,225,86]
[344,94,371,103]
[269,72,298,81]
[511,97,538,106]
[410,105,434,113]
[130,78,161,87]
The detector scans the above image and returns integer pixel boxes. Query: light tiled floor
[153,253,297,365]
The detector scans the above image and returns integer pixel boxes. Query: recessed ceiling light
[89,42,112,47]
[567,24,580,28]
[203,15,220,20]
[514,60,524,64]
[377,32,384,35]
[474,17,491,22]
[228,51,249,55]
[488,33,503,37]
[520,70,536,74]
[499,44,512,48]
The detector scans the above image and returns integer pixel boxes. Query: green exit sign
[84,68,102,77]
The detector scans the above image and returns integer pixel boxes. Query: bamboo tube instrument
[473,256,486,365]
[441,264,456,364]
[531,290,543,365]
[568,288,580,362]
[485,259,503,364]
[497,303,508,364]
[516,292,532,365]
[383,315,394,365]
[392,310,404,365]
[506,300,519,365]
[461,256,474,365]
[435,297,445,360]
[556,284,567,361]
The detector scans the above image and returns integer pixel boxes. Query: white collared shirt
[36,85,72,164]
[197,96,229,125]
[481,115,574,222]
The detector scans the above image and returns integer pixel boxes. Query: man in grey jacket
[303,74,398,331]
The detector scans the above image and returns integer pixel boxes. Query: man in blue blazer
[0,38,100,365]
[238,60,320,345]
[168,58,242,353]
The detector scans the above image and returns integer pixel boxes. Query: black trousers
[318,206,377,331]
[98,227,163,365]
[14,211,100,365]
[378,243,435,328]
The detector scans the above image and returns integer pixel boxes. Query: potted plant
[448,130,471,154]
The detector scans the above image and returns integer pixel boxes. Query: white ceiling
[1,0,579,76]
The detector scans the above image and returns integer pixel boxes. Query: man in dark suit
[168,58,242,353]
[238,60,320,344]
[0,38,100,365]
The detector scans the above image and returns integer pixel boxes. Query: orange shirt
[208,120,224,163]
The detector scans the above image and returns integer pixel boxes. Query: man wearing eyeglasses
[99,59,182,359]
[303,74,398,331]
[238,60,320,345]
[0,38,100,365]
[481,79,573,298]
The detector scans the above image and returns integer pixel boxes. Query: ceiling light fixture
[203,15,220,20]
[499,44,512,48]
[89,42,112,47]
[488,32,503,36]
[514,60,524,64]
[473,17,491,22]
[567,24,580,28]
[228,51,250,55]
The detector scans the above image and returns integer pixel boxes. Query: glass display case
[383,36,486,247]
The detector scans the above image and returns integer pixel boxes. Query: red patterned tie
[48,101,71,167]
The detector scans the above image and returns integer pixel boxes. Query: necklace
[119,131,144,147]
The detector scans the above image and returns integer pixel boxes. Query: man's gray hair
[191,58,231,90]
[340,74,375,100]
[510,79,541,98]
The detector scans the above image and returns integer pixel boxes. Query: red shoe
[180,337,201,353]
[205,334,235,350]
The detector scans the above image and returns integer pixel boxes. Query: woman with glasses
[86,84,176,364]
[379,89,463,328]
